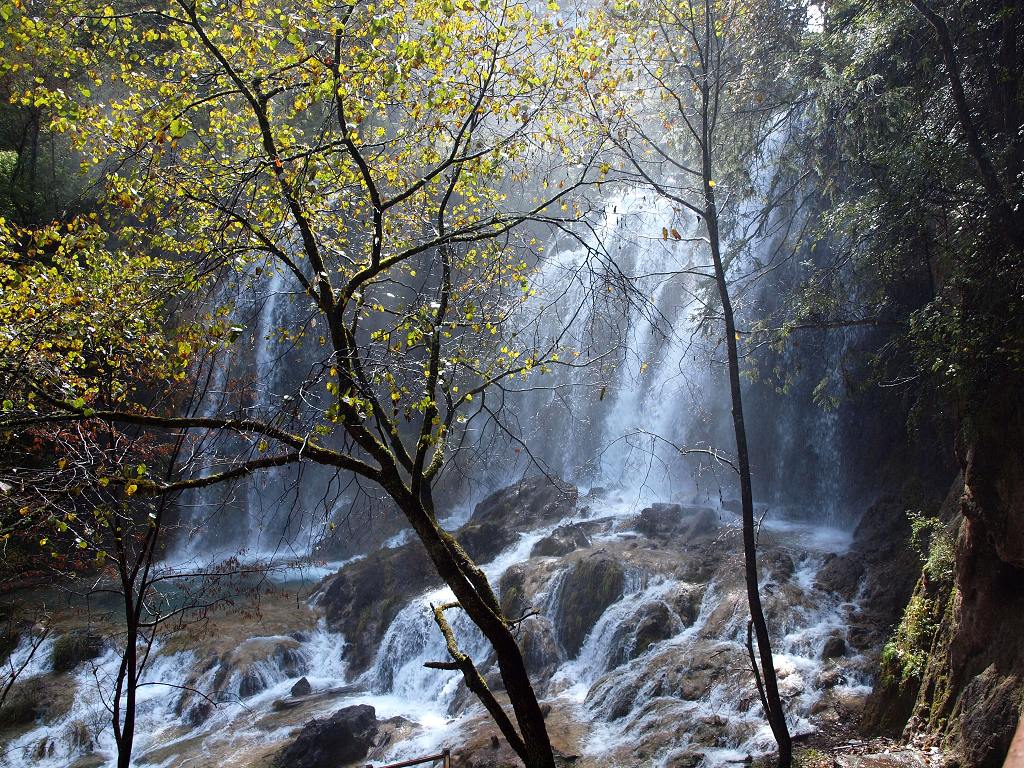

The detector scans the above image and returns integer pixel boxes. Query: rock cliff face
[867,388,1024,767]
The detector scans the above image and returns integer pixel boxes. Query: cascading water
[3,111,882,768]
[512,186,733,504]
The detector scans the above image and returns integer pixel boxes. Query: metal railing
[366,748,452,768]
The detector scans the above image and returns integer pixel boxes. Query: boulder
[556,553,625,657]
[517,616,564,686]
[277,705,380,768]
[291,676,312,697]
[667,750,706,768]
[607,601,678,667]
[631,602,677,657]
[185,699,214,726]
[51,630,104,673]
[815,553,865,600]
[321,543,437,674]
[498,563,530,620]
[470,476,578,529]
[763,551,796,583]
[635,504,719,541]
[531,524,591,558]
[820,634,847,660]
[668,583,707,626]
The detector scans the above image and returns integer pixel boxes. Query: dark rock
[470,476,578,529]
[277,704,379,768]
[821,635,847,660]
[185,699,214,726]
[815,552,865,600]
[632,602,676,657]
[608,601,678,666]
[815,666,848,689]
[556,553,625,657]
[455,520,518,564]
[321,542,436,674]
[518,616,563,685]
[51,631,104,673]
[531,524,591,558]
[635,504,719,541]
[667,750,706,768]
[498,563,530,619]
[764,551,796,582]
[278,646,305,677]
[238,667,268,698]
[291,676,312,697]
[954,664,1021,768]
[669,583,706,626]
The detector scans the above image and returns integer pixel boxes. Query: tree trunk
[704,174,793,768]
[116,600,138,768]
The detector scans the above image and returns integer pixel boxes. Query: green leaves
[168,118,189,138]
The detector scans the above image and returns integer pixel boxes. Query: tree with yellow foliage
[0,0,607,765]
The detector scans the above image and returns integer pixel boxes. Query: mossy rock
[0,675,75,727]
[556,553,625,657]
[0,688,39,727]
[52,630,104,673]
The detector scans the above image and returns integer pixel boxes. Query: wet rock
[321,542,436,674]
[51,630,104,673]
[815,666,848,689]
[455,520,519,564]
[321,476,577,674]
[667,750,706,768]
[185,699,215,726]
[691,715,728,747]
[668,583,706,626]
[815,552,865,600]
[238,667,267,698]
[291,676,312,697]
[518,616,564,686]
[0,674,74,726]
[531,524,591,558]
[207,635,307,700]
[821,635,847,660]
[470,476,578,530]
[632,602,676,657]
[556,553,625,657]
[608,601,678,666]
[635,503,719,541]
[764,551,796,582]
[498,563,531,619]
[277,704,380,768]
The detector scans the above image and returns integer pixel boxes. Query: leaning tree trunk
[391,483,557,768]
[703,172,793,768]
